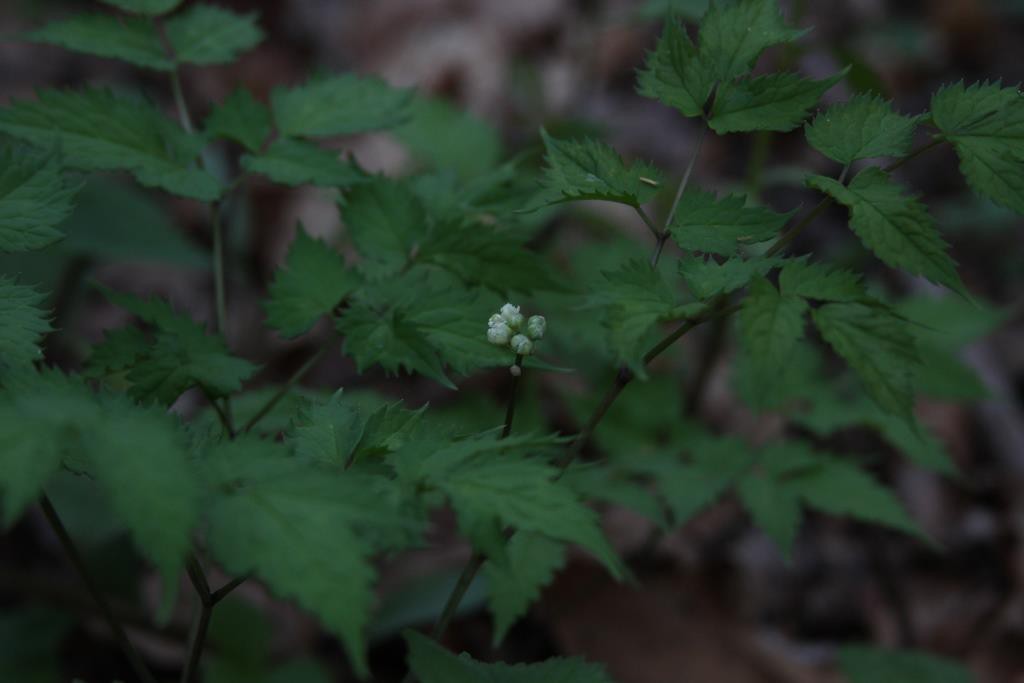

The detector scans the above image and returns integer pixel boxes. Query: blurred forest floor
[2,0,1024,681]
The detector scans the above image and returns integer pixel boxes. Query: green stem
[652,125,708,267]
[634,206,660,240]
[242,340,334,434]
[402,355,525,683]
[170,69,195,135]
[40,495,158,683]
[211,203,229,338]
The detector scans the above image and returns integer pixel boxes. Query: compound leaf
[668,188,793,255]
[287,392,366,466]
[484,532,567,645]
[738,277,808,392]
[204,88,272,152]
[709,70,845,134]
[679,254,787,300]
[27,14,172,70]
[265,226,359,337]
[164,4,263,66]
[811,302,918,423]
[539,129,662,207]
[591,259,701,375]
[205,438,412,678]
[809,168,965,295]
[637,17,715,118]
[341,178,425,278]
[0,88,220,200]
[98,289,257,403]
[243,139,366,188]
[931,80,1024,214]
[0,278,51,373]
[805,93,921,164]
[272,75,413,138]
[0,146,78,253]
[698,0,806,82]
[778,258,865,302]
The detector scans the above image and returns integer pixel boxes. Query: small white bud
[500,303,524,330]
[487,322,512,346]
[510,334,533,355]
[488,313,504,328]
[509,364,522,377]
[526,315,546,340]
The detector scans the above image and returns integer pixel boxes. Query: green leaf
[659,436,758,523]
[88,396,199,588]
[805,93,921,164]
[350,399,427,465]
[778,258,865,302]
[668,188,794,255]
[0,278,51,373]
[931,81,1024,214]
[484,532,567,645]
[27,14,172,71]
[679,254,787,300]
[165,4,263,66]
[264,226,360,337]
[272,75,413,138]
[794,392,955,475]
[811,302,919,424]
[839,645,973,683]
[709,71,845,134]
[539,129,662,207]
[591,259,701,375]
[416,220,560,295]
[795,458,922,537]
[99,0,183,16]
[287,391,366,466]
[0,88,220,200]
[404,629,617,683]
[342,177,554,293]
[341,178,425,278]
[636,17,715,118]
[698,0,806,81]
[0,146,79,253]
[204,89,272,152]
[737,472,802,555]
[393,96,503,179]
[396,434,622,578]
[897,295,1002,402]
[0,374,199,584]
[739,277,808,392]
[204,439,413,678]
[808,168,965,295]
[98,289,258,402]
[740,441,924,551]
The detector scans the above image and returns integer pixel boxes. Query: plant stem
[170,69,195,135]
[665,126,708,231]
[180,556,222,683]
[211,574,249,604]
[242,340,334,434]
[502,355,524,438]
[634,206,660,240]
[402,354,525,683]
[40,495,158,683]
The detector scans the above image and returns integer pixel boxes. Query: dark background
[2,1,1024,681]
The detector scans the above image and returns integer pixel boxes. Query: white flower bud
[509,364,522,377]
[488,313,504,328]
[526,315,546,340]
[500,303,524,330]
[510,334,533,355]
[487,322,512,346]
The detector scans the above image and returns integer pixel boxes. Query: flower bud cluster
[486,303,546,357]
